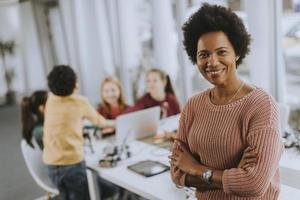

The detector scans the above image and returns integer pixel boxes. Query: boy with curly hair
[43,65,115,199]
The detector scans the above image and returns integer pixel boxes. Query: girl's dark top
[97,104,129,137]
[97,104,129,120]
[123,93,181,118]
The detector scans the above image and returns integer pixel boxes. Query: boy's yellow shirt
[43,93,106,165]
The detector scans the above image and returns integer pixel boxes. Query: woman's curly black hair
[182,3,251,66]
[47,65,77,96]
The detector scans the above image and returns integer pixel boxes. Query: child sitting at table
[97,76,129,137]
[123,68,181,118]
[43,65,117,200]
[21,90,47,150]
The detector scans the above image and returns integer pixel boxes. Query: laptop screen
[115,106,160,144]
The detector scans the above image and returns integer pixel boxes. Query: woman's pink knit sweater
[171,88,283,199]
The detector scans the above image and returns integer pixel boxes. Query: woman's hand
[169,139,201,175]
[238,146,258,169]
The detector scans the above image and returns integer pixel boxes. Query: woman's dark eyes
[218,50,227,55]
[197,50,228,59]
[198,52,209,58]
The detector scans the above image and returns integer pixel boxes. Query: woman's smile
[205,68,226,79]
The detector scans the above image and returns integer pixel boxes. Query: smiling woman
[170,3,283,200]
[196,31,249,105]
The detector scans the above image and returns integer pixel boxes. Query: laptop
[115,106,160,144]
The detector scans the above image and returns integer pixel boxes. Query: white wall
[245,0,285,101]
[58,0,117,105]
[0,4,24,97]
[19,1,47,93]
[106,0,142,104]
[151,0,178,80]
[72,0,112,105]
[48,7,69,65]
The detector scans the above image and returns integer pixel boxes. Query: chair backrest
[20,140,59,195]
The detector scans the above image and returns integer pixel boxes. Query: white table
[84,133,300,200]
[85,140,300,200]
[279,148,300,189]
[85,139,187,200]
[279,185,300,200]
